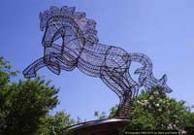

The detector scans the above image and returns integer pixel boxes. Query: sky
[0,0,194,120]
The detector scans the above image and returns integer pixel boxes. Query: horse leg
[116,90,133,119]
[100,68,133,118]
[23,57,46,78]
[116,71,140,118]
[100,73,123,100]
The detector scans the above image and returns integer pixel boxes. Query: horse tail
[128,53,153,73]
[127,53,169,91]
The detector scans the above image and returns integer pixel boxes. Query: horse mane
[39,6,98,44]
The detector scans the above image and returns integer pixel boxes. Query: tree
[94,111,107,120]
[125,88,194,130]
[121,87,194,133]
[94,86,194,133]
[0,57,17,88]
[37,111,75,135]
[0,57,59,135]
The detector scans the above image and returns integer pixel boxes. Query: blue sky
[0,0,194,120]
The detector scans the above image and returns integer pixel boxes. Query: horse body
[23,6,172,118]
[77,43,128,76]
[77,43,108,77]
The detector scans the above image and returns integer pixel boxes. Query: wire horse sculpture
[23,6,172,118]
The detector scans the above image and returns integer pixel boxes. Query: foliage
[122,87,194,132]
[94,111,107,120]
[0,57,59,135]
[37,111,75,135]
[0,78,59,135]
[0,57,17,88]
[94,87,194,133]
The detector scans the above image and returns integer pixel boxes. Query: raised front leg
[23,57,46,78]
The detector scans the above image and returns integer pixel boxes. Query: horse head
[23,6,99,78]
[39,6,99,74]
[40,6,98,48]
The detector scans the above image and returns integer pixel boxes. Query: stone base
[67,118,129,135]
